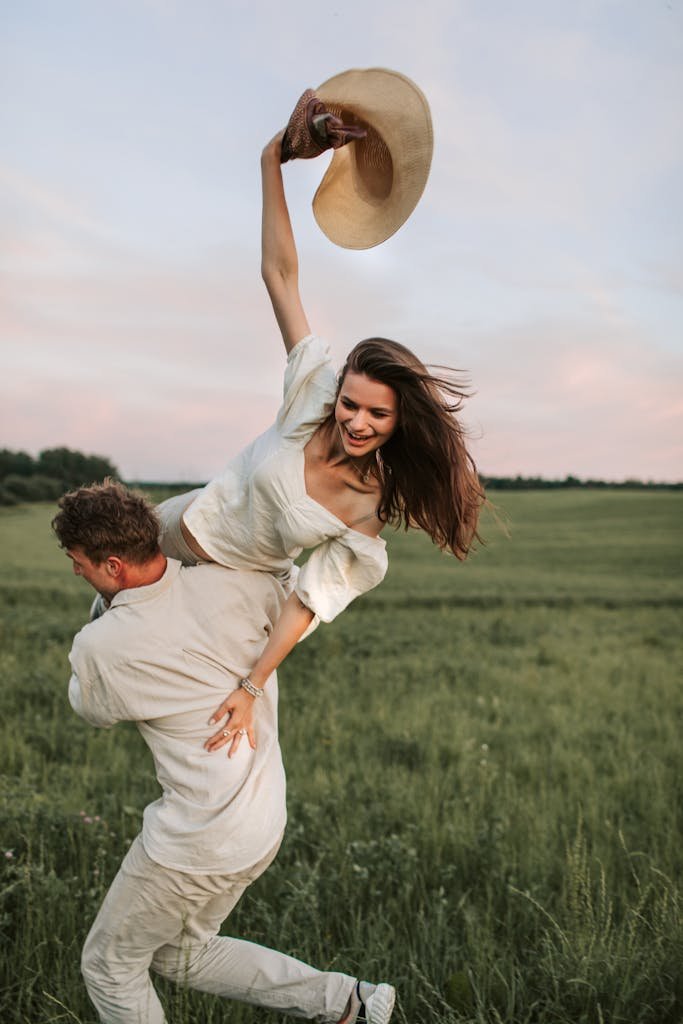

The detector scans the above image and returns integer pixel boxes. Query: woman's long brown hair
[331,337,485,560]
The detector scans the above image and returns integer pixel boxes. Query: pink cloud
[464,320,683,480]
[1,375,279,482]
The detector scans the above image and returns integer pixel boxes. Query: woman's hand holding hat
[281,88,367,163]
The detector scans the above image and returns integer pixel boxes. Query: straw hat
[312,68,433,250]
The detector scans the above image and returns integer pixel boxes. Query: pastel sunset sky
[2,0,682,482]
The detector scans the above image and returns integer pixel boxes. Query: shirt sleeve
[275,334,338,440]
[67,631,121,729]
[67,667,118,728]
[293,533,388,623]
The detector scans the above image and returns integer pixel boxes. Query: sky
[2,0,682,482]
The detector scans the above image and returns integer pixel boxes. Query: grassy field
[1,491,681,1023]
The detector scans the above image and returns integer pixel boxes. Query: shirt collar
[108,557,182,608]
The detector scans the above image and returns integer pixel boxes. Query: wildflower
[83,816,93,824]
[4,850,14,860]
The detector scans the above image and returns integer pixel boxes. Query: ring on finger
[238,728,247,736]
[222,729,231,738]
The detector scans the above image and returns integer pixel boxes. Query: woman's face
[334,371,399,457]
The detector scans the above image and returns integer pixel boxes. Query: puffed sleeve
[293,532,388,623]
[275,334,338,440]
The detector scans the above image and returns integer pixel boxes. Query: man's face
[66,547,119,601]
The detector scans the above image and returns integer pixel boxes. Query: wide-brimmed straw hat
[311,68,433,250]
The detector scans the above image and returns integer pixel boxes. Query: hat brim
[313,68,433,250]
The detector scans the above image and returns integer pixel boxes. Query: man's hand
[204,687,255,758]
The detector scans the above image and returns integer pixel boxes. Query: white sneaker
[362,982,396,1024]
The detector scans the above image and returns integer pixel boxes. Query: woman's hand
[261,130,285,166]
[204,687,255,758]
[204,595,314,758]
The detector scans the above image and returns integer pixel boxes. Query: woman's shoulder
[277,334,338,439]
[284,334,336,388]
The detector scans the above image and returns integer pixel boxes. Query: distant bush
[0,447,120,502]
[35,447,119,490]
[0,449,35,479]
[2,474,64,503]
[0,484,19,506]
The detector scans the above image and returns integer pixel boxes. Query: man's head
[52,480,162,600]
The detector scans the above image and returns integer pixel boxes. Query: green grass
[1,492,682,1023]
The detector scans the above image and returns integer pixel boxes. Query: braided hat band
[281,89,368,162]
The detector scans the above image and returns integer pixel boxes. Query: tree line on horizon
[480,474,682,491]
[0,447,680,506]
[0,448,119,505]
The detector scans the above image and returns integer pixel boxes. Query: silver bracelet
[240,677,264,699]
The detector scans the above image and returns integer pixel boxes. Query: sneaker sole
[366,983,396,1024]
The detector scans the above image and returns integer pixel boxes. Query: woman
[157,132,485,758]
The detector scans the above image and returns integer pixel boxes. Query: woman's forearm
[260,136,310,351]
[261,138,298,284]
[205,591,315,754]
[248,591,315,689]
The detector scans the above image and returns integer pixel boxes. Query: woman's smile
[335,371,399,455]
[343,425,374,446]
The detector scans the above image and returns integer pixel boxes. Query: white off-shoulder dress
[172,335,388,625]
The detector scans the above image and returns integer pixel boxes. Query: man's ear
[105,556,124,578]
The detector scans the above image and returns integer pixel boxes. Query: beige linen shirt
[68,559,287,874]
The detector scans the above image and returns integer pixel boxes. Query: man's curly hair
[52,479,160,565]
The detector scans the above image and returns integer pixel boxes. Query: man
[53,480,395,1024]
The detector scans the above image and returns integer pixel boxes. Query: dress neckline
[295,446,385,547]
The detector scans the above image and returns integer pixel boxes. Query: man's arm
[68,669,118,728]
[68,634,120,729]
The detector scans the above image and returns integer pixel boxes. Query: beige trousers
[81,835,355,1024]
[155,490,205,566]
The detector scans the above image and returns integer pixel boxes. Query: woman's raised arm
[261,133,311,353]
